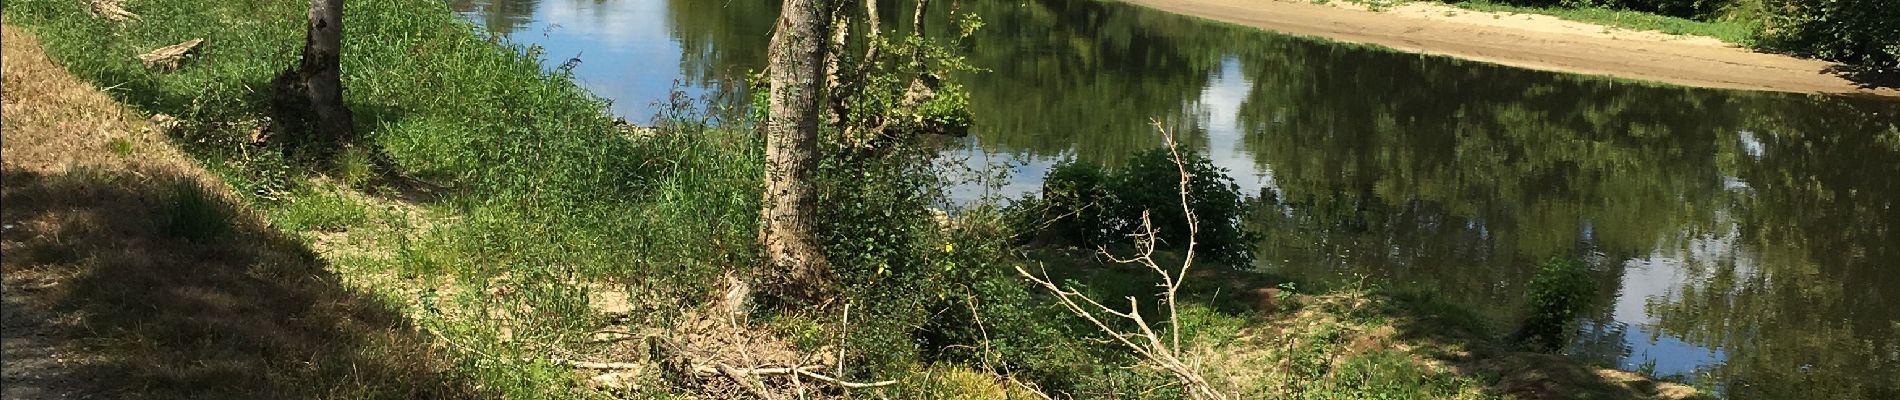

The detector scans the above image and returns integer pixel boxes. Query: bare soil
[1124,0,1900,98]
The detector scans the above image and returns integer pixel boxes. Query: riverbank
[4,0,1714,397]
[1120,0,1900,98]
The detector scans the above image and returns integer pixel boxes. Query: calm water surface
[451,0,1900,397]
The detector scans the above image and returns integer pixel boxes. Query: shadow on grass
[0,166,477,399]
[1025,250,1707,399]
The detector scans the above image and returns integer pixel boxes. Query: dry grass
[1,23,477,399]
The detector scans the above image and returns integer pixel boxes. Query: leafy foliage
[1515,258,1599,351]
[1038,160,1117,245]
[1021,149,1257,266]
[1755,0,1900,74]
[1110,148,1255,266]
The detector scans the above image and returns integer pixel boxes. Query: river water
[450,0,1899,397]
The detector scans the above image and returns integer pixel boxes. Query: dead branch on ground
[139,38,203,71]
[1016,121,1230,400]
[89,0,139,22]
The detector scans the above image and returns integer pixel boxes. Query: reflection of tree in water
[448,0,542,37]
[1237,41,1742,316]
[1640,97,1900,399]
[665,0,775,97]
[1243,61,1900,394]
[661,0,1235,161]
[958,0,1235,163]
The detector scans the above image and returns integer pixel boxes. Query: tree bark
[760,0,835,300]
[297,0,354,141]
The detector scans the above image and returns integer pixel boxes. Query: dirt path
[1123,0,1900,98]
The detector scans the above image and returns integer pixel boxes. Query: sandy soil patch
[1123,0,1899,98]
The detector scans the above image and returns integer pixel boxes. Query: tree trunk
[298,0,353,141]
[759,0,835,301]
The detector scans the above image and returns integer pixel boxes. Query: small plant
[107,137,135,156]
[159,180,231,241]
[333,145,375,188]
[1514,257,1599,352]
[1637,357,1659,376]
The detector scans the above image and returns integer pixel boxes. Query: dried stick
[1016,121,1228,400]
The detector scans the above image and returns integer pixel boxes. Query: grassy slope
[5,0,761,397]
[1,24,474,399]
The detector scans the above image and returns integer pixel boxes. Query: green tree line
[1470,0,1898,73]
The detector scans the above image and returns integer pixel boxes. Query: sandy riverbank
[1123,0,1899,98]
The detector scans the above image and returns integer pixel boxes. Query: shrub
[1515,258,1599,351]
[1020,149,1257,266]
[1108,148,1255,266]
[1756,0,1900,73]
[1040,160,1115,245]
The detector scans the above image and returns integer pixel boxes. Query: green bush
[1020,149,1257,266]
[1756,0,1900,73]
[1039,160,1115,245]
[1109,149,1255,266]
[1515,258,1599,351]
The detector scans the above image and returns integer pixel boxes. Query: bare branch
[1014,123,1228,400]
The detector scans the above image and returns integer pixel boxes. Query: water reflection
[453,0,1900,396]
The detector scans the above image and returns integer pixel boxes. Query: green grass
[106,137,136,155]
[4,0,759,396]
[1441,0,1757,45]
[158,180,232,241]
[270,185,372,232]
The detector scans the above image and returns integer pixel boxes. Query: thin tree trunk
[760,0,835,300]
[298,0,353,141]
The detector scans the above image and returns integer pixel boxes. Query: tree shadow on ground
[0,166,478,399]
[1180,268,1712,400]
[1021,250,1712,399]
[1826,64,1900,91]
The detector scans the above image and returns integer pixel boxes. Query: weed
[271,186,371,232]
[1514,258,1598,351]
[159,180,231,241]
[107,137,135,155]
[333,145,375,188]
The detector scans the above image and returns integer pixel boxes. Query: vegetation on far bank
[1422,0,1899,75]
[1441,0,1756,44]
[4,0,1715,398]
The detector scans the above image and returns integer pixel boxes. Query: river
[449,0,1900,397]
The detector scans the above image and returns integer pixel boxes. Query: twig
[718,363,780,400]
[837,302,851,378]
[685,365,898,388]
[559,359,645,370]
[1014,121,1229,400]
